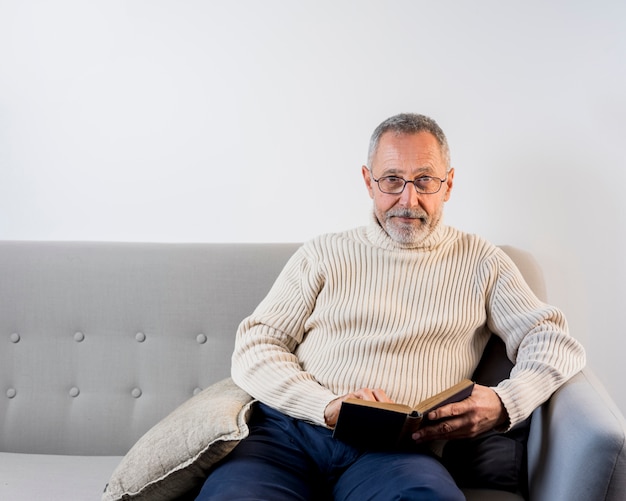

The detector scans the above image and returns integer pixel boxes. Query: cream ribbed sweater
[231,220,585,429]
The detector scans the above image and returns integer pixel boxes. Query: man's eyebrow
[379,167,434,177]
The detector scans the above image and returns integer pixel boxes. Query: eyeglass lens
[378,176,443,194]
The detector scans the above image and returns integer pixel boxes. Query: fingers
[412,412,474,442]
[324,387,393,427]
[412,385,507,442]
[351,387,393,402]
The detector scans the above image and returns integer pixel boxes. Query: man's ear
[362,165,375,199]
[443,167,455,202]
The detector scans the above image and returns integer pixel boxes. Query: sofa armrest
[527,369,626,501]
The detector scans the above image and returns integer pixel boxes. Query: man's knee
[195,458,315,501]
[393,483,465,501]
[334,451,463,501]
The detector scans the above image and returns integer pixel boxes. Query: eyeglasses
[371,173,449,195]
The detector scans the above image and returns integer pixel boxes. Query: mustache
[386,208,428,220]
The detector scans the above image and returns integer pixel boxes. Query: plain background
[1,1,624,414]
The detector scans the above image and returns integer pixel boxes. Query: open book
[332,379,474,449]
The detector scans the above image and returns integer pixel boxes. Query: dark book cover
[332,379,474,449]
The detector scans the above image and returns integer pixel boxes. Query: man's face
[362,131,454,245]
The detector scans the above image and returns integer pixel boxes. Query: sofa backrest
[0,241,547,456]
[0,242,300,456]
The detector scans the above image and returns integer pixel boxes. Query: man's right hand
[324,388,393,428]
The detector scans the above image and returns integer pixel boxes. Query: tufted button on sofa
[1,241,625,500]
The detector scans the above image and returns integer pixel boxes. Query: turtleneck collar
[365,211,451,251]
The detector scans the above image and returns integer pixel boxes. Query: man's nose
[398,182,420,206]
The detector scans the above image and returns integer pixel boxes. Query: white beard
[376,206,442,246]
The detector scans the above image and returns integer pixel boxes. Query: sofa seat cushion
[103,378,254,501]
[0,452,121,501]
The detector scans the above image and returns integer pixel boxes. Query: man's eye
[385,177,403,183]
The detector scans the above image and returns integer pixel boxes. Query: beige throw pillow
[102,378,254,501]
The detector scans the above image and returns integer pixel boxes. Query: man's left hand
[412,384,508,442]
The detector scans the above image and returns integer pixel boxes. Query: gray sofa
[1,241,624,500]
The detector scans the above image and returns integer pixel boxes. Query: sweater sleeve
[483,249,586,428]
[230,244,337,427]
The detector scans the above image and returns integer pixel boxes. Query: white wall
[1,1,625,413]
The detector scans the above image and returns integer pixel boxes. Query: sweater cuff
[492,379,535,430]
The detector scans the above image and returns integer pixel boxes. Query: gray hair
[367,113,450,169]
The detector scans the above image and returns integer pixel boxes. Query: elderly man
[195,113,585,500]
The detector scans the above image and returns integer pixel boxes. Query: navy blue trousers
[195,403,464,501]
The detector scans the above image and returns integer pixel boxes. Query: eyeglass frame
[369,169,450,195]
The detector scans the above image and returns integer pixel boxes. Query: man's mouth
[395,216,418,223]
[388,210,427,224]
